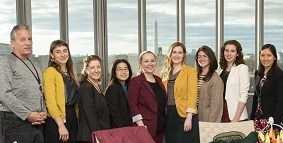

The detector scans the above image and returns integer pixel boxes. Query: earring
[51,58,55,62]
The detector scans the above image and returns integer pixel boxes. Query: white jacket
[217,64,250,121]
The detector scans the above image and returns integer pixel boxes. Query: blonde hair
[161,42,186,81]
[137,51,156,75]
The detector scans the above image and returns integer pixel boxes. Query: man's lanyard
[11,52,42,92]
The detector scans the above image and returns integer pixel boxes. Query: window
[224,0,255,92]
[185,0,216,66]
[147,0,177,74]
[108,0,138,75]
[0,0,16,57]
[32,0,60,71]
[69,0,94,78]
[264,0,283,69]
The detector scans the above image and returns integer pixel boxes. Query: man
[0,24,47,143]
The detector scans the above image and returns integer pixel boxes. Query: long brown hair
[195,45,218,81]
[48,40,77,83]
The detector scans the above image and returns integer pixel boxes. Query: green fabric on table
[210,132,258,143]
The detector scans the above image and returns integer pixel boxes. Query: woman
[105,59,133,128]
[195,45,224,122]
[128,51,166,143]
[218,40,250,122]
[251,44,283,131]
[161,42,199,143]
[43,40,78,143]
[77,55,110,143]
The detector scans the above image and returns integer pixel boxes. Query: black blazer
[105,82,132,128]
[77,80,110,142]
[251,67,283,124]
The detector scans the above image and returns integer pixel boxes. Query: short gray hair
[10,24,31,40]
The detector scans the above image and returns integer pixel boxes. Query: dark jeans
[43,105,78,143]
[0,111,44,143]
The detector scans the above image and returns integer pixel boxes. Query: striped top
[197,74,205,106]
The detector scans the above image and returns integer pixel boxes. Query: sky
[0,0,283,56]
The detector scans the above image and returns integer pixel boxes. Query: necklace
[87,78,101,93]
[61,67,68,74]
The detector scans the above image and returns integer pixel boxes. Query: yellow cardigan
[43,67,78,121]
[163,64,198,118]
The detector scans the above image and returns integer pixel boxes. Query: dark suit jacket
[128,73,166,137]
[251,67,283,125]
[77,80,110,142]
[105,82,132,128]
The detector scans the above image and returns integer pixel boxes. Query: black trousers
[0,111,44,143]
[43,105,78,143]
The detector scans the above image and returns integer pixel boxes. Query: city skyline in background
[1,0,283,57]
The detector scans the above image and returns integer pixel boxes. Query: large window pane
[69,0,94,78]
[32,0,60,71]
[108,0,138,75]
[224,0,255,55]
[224,0,255,92]
[264,0,283,69]
[0,0,16,57]
[185,0,215,66]
[147,0,176,74]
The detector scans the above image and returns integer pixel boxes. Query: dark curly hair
[219,40,245,70]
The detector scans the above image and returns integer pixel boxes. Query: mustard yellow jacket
[43,67,78,121]
[163,64,198,118]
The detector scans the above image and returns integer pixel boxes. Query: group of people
[1,24,283,143]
